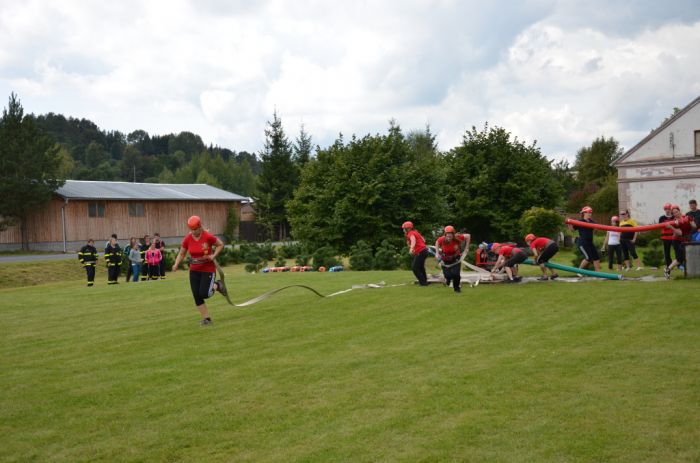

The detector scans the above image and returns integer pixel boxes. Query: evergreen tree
[293,124,313,169]
[256,111,297,240]
[0,93,64,247]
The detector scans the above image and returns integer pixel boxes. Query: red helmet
[402,221,413,230]
[491,243,502,252]
[663,203,672,210]
[580,206,593,214]
[187,215,202,230]
[671,204,681,211]
[444,225,456,234]
[525,233,535,243]
[611,216,619,222]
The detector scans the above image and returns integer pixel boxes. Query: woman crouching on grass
[172,215,228,326]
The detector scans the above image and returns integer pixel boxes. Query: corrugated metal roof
[56,180,246,201]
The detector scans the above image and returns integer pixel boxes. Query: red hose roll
[565,218,672,232]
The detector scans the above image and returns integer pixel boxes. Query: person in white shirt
[601,215,623,272]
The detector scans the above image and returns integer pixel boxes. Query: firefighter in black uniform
[105,236,122,284]
[78,239,98,286]
[139,235,151,281]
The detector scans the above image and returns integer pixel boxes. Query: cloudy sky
[1,0,699,161]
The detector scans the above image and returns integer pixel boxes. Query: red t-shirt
[181,231,218,273]
[660,215,675,240]
[670,216,693,242]
[436,234,466,259]
[530,237,552,253]
[498,245,523,258]
[406,230,427,256]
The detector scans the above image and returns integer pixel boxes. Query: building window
[88,202,105,218]
[128,203,145,217]
[695,130,700,156]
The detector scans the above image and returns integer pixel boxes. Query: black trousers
[662,240,684,266]
[125,263,132,282]
[608,244,623,269]
[107,265,120,283]
[442,263,460,290]
[148,264,161,280]
[159,260,166,279]
[85,265,96,286]
[412,249,430,286]
[189,271,216,306]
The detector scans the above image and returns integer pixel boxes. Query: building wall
[0,199,240,251]
[626,103,700,162]
[617,170,700,224]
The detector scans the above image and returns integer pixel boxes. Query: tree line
[1,92,622,250]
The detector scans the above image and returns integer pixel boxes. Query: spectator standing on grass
[124,237,138,282]
[665,204,697,279]
[154,233,166,280]
[659,203,677,277]
[172,216,228,326]
[435,225,470,293]
[139,235,152,281]
[619,210,642,271]
[402,221,429,286]
[569,206,601,272]
[525,234,559,280]
[104,236,122,285]
[602,216,623,272]
[78,238,98,287]
[128,242,142,282]
[687,200,700,232]
[145,241,163,280]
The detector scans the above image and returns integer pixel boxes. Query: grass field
[1,260,699,462]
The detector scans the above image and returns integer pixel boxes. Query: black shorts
[189,271,216,306]
[579,242,599,262]
[536,242,559,264]
[505,251,527,268]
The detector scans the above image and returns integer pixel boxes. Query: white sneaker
[636,267,643,271]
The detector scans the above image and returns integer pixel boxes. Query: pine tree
[293,124,313,169]
[0,93,64,248]
[256,111,297,240]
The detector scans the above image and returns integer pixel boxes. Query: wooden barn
[0,180,246,252]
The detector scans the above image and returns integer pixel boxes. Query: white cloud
[0,0,698,160]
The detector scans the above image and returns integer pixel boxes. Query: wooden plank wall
[0,199,240,244]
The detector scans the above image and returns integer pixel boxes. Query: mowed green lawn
[1,264,699,462]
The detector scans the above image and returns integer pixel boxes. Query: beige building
[0,180,244,251]
[613,96,700,224]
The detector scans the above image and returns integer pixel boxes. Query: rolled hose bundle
[565,218,671,233]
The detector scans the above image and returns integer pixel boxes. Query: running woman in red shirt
[491,243,527,283]
[525,234,559,280]
[435,225,471,292]
[402,221,429,286]
[172,216,228,325]
[664,204,697,279]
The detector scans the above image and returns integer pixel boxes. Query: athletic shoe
[537,276,549,281]
[635,267,643,271]
[200,318,213,326]
[576,273,584,278]
[215,280,228,297]
[664,267,671,280]
[454,287,461,293]
[513,276,522,282]
[550,273,559,280]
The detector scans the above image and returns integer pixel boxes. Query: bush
[278,242,306,259]
[588,175,618,215]
[258,241,276,261]
[520,207,564,240]
[163,249,186,270]
[242,246,266,273]
[217,246,242,266]
[312,246,340,270]
[295,254,311,266]
[349,240,374,271]
[634,228,661,248]
[373,240,400,270]
[400,248,413,270]
[642,239,664,268]
[274,256,286,267]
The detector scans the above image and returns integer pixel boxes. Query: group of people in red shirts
[402,221,560,288]
[403,199,699,287]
